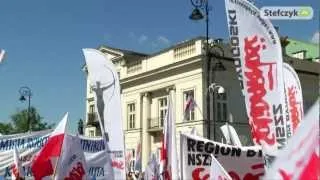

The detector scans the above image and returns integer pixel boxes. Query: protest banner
[224,0,288,162]
[0,130,115,179]
[180,133,264,180]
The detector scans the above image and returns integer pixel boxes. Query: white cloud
[128,33,171,51]
[311,31,319,44]
[157,36,170,45]
[138,35,148,44]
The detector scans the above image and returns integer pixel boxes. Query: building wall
[122,56,204,169]
[298,73,319,111]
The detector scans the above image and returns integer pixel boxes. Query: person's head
[96,81,101,87]
[134,171,139,178]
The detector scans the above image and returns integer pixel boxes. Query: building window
[127,103,136,129]
[158,97,168,127]
[89,104,95,113]
[215,92,228,122]
[183,90,195,121]
[127,60,142,74]
[89,130,95,137]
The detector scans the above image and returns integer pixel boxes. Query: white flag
[225,0,288,161]
[264,99,319,179]
[144,154,159,180]
[220,123,242,146]
[160,94,178,180]
[83,48,125,179]
[55,135,88,180]
[11,146,23,180]
[210,155,232,180]
[283,63,304,134]
[0,49,5,63]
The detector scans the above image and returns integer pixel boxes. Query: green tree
[0,107,53,135]
[0,122,13,135]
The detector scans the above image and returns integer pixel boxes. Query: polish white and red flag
[134,140,141,172]
[31,113,68,180]
[11,146,24,180]
[125,150,133,173]
[184,95,196,118]
[264,99,319,179]
[55,135,88,180]
[0,49,5,63]
[209,155,232,180]
[160,95,178,180]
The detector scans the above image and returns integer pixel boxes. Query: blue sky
[0,0,319,133]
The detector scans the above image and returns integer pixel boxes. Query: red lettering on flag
[244,35,276,145]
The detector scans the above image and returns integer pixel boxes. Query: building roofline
[97,45,149,57]
[146,36,207,58]
[288,38,319,46]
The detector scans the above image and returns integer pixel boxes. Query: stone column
[141,92,151,171]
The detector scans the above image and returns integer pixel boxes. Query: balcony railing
[87,112,99,126]
[148,117,164,130]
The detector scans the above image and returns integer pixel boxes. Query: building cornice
[120,54,203,86]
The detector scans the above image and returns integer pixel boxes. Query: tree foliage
[0,107,53,135]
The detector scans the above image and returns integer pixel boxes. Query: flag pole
[52,149,62,180]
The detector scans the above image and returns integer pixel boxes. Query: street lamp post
[19,86,32,132]
[189,0,226,140]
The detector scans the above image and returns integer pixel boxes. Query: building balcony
[148,117,164,132]
[86,112,99,127]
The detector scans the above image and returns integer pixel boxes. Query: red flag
[31,113,68,180]
[299,151,320,179]
[264,100,319,179]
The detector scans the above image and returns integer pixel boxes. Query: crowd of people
[126,171,145,180]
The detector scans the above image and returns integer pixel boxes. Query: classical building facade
[83,37,319,171]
